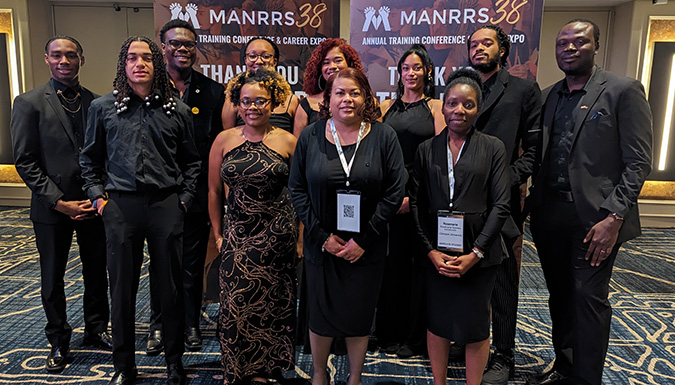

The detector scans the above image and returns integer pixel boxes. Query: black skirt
[305,253,385,337]
[425,260,498,344]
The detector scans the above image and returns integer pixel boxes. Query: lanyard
[446,131,466,209]
[330,119,366,187]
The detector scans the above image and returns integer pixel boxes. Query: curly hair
[303,38,364,96]
[444,68,484,110]
[113,36,174,114]
[396,44,435,99]
[226,68,291,110]
[467,24,511,67]
[318,68,379,123]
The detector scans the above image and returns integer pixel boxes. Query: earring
[318,76,325,91]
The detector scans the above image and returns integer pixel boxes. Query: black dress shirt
[80,92,201,206]
[51,79,85,148]
[547,80,587,191]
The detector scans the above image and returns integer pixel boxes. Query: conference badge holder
[337,190,361,233]
[437,210,464,253]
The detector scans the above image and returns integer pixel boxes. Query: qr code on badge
[343,205,355,218]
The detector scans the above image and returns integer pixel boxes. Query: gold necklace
[57,90,81,113]
[57,89,81,103]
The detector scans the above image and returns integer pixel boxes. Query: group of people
[10,16,652,385]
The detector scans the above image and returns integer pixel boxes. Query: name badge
[337,190,361,233]
[437,210,464,253]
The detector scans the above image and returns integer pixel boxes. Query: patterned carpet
[0,206,673,384]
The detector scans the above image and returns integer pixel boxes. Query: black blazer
[475,68,541,228]
[184,70,226,213]
[11,81,97,224]
[289,120,406,265]
[410,128,512,267]
[528,68,653,243]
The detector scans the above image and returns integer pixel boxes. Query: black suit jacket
[410,128,513,267]
[474,68,541,229]
[529,68,653,243]
[182,70,225,213]
[11,81,97,224]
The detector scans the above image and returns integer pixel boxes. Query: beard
[472,55,500,74]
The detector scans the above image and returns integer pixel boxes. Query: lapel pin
[195,89,200,94]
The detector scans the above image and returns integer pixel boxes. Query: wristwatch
[472,247,485,259]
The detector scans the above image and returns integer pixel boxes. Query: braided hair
[112,35,176,115]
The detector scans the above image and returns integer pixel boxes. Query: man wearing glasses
[142,19,226,356]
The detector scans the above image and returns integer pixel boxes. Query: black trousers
[375,213,414,346]
[531,197,618,385]
[490,233,521,353]
[149,211,210,333]
[102,190,185,373]
[33,217,109,349]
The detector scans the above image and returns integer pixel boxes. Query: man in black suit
[527,19,652,385]
[465,24,541,385]
[10,36,112,373]
[145,19,225,355]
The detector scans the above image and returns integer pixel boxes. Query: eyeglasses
[167,40,197,50]
[245,53,274,62]
[239,98,271,109]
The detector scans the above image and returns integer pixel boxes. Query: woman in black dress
[376,44,444,358]
[409,69,512,384]
[289,68,405,385]
[293,38,364,137]
[222,37,299,132]
[208,68,299,385]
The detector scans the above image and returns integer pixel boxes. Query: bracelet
[321,234,333,253]
[610,212,624,222]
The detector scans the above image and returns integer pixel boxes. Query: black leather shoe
[45,346,68,372]
[185,327,202,352]
[146,330,164,356]
[167,361,187,385]
[83,331,113,350]
[526,369,570,385]
[448,342,465,362]
[109,368,138,385]
[481,351,514,385]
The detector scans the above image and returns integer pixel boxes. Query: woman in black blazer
[289,68,405,385]
[409,68,512,385]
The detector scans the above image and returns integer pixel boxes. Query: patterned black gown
[219,140,298,385]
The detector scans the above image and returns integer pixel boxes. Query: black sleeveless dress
[219,140,299,384]
[377,97,436,349]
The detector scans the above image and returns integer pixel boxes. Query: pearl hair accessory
[113,91,176,116]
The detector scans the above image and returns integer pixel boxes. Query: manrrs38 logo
[362,6,392,32]
[169,2,201,29]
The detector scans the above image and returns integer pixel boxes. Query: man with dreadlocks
[80,35,200,385]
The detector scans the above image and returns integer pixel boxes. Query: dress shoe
[448,342,465,362]
[382,342,399,355]
[45,346,68,372]
[167,361,187,385]
[109,368,137,385]
[396,344,415,358]
[184,327,202,351]
[481,351,514,385]
[526,369,570,385]
[146,330,164,356]
[83,331,114,350]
